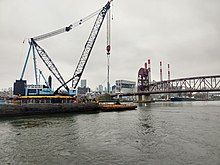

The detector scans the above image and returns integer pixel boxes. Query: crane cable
[71,8,101,28]
[32,8,102,42]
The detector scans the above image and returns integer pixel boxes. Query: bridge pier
[138,94,151,103]
[138,95,143,102]
[143,94,151,102]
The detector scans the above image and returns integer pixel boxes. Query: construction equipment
[39,69,51,89]
[54,1,112,94]
[32,8,102,41]
[106,5,111,93]
[31,38,69,91]
[15,1,112,96]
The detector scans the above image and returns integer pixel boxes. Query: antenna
[168,64,170,81]
[148,59,151,83]
[160,61,163,82]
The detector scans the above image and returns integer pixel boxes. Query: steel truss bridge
[112,75,220,97]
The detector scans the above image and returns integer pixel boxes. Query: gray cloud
[0,0,219,90]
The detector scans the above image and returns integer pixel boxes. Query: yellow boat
[100,103,137,112]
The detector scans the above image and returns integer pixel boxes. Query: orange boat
[100,103,137,112]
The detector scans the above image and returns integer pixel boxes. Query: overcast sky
[0,0,219,90]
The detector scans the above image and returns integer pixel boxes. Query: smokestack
[148,59,151,83]
[144,62,147,69]
[160,61,163,82]
[168,64,170,81]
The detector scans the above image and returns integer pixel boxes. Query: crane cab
[69,87,77,96]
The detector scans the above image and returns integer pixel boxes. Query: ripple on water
[0,101,219,164]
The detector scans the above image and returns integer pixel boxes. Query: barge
[0,96,138,117]
[100,103,137,112]
[0,96,100,117]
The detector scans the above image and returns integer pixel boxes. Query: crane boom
[31,39,69,91]
[71,1,111,89]
[39,69,50,88]
[54,1,112,94]
[32,8,102,42]
[32,25,73,42]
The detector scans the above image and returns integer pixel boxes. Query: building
[115,80,136,94]
[112,85,116,93]
[98,85,103,93]
[77,86,90,95]
[81,79,87,88]
[77,79,91,95]
[0,87,13,98]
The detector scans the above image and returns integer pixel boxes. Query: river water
[0,101,219,165]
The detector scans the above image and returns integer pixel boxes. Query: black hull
[170,97,196,102]
[0,103,100,117]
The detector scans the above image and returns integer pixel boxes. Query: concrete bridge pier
[143,94,151,102]
[138,94,151,103]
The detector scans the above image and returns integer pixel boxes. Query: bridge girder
[148,75,220,93]
[112,75,220,97]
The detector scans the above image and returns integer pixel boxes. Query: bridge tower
[137,61,151,102]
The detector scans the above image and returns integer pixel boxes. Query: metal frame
[20,43,32,80]
[54,1,111,93]
[148,75,220,93]
[71,2,111,88]
[112,75,220,97]
[31,39,69,92]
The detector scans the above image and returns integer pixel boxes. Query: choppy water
[0,101,220,165]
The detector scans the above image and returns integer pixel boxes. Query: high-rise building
[77,86,90,95]
[98,85,103,93]
[81,79,87,88]
[111,85,116,94]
